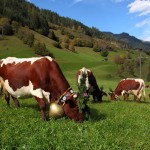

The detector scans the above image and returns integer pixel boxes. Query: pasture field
[0,35,150,149]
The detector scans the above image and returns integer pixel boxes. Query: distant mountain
[104,32,150,51]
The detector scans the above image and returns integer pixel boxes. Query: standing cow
[109,78,145,102]
[76,67,107,102]
[0,56,84,122]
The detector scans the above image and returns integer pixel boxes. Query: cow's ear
[109,87,113,92]
[108,92,111,95]
[100,85,104,91]
[108,91,113,95]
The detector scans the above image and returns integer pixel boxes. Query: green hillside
[0,33,149,91]
[0,35,150,150]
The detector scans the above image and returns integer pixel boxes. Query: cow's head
[59,88,84,122]
[63,98,84,122]
[109,88,118,100]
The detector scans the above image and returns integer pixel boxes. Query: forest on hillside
[0,0,104,38]
[0,0,150,52]
[0,0,132,46]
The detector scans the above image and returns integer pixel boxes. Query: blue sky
[27,0,150,41]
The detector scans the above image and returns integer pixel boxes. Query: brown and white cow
[0,56,84,122]
[76,67,107,102]
[109,78,145,102]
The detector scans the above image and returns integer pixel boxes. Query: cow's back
[0,57,69,100]
[115,78,145,95]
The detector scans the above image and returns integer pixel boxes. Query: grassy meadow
[0,35,150,149]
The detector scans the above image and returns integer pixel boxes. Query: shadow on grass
[89,107,107,122]
[118,99,150,104]
[10,102,108,122]
[20,103,51,111]
[89,100,111,104]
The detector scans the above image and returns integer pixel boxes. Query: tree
[100,50,109,57]
[113,55,124,65]
[63,35,69,43]
[117,65,125,77]
[0,17,13,35]
[48,30,58,41]
[124,60,135,76]
[93,42,100,52]
[33,42,53,57]
[69,41,75,52]
[11,21,20,34]
[17,27,34,47]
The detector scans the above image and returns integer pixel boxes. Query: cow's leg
[133,95,137,101]
[4,92,10,108]
[92,94,96,102]
[125,93,129,101]
[11,96,20,108]
[123,94,126,101]
[137,93,142,102]
[34,96,47,121]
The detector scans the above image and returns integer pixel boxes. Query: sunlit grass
[0,97,150,149]
[0,35,150,149]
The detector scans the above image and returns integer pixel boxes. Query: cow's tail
[0,77,4,95]
[143,83,146,101]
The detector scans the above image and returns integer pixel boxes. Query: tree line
[0,0,130,44]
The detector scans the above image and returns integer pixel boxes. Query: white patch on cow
[121,90,127,96]
[115,94,119,99]
[78,67,91,90]
[3,80,51,100]
[42,90,50,102]
[45,56,53,62]
[1,56,53,67]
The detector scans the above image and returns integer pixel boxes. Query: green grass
[0,35,150,149]
[0,36,35,59]
[0,98,150,150]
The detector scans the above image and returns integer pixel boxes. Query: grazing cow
[0,56,84,122]
[76,67,107,102]
[109,78,145,102]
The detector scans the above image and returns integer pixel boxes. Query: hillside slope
[1,0,150,52]
[0,33,149,90]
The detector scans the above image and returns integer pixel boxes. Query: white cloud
[112,0,125,3]
[71,0,84,6]
[128,0,150,41]
[128,0,150,16]
[70,0,99,6]
[135,18,150,27]
[141,29,150,41]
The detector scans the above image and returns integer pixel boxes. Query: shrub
[68,42,75,52]
[33,42,53,57]
[113,55,124,65]
[101,50,109,57]
[0,17,13,35]
[48,30,58,41]
[61,42,69,49]
[53,42,61,49]
[17,27,34,47]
